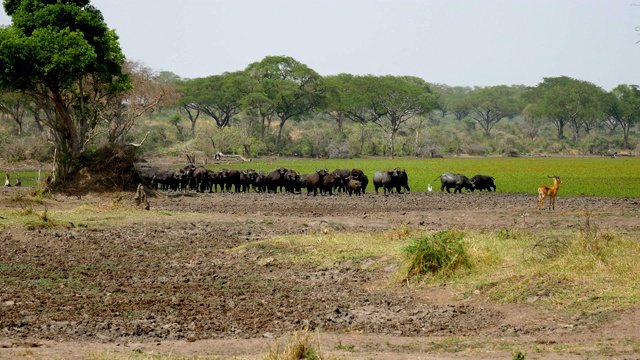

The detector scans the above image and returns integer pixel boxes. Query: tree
[180,71,254,132]
[468,85,522,135]
[0,90,28,135]
[324,73,356,133]
[525,77,603,141]
[0,0,131,180]
[605,84,640,149]
[99,60,166,146]
[245,56,325,147]
[444,86,473,121]
[340,75,437,159]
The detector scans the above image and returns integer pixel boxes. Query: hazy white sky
[1,0,638,90]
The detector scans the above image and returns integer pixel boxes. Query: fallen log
[214,152,251,162]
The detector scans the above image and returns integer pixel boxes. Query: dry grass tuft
[264,328,322,360]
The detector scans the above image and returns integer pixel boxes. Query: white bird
[427,184,433,192]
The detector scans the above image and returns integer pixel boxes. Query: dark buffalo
[283,169,300,193]
[306,169,329,196]
[221,168,241,192]
[242,169,258,192]
[207,170,222,192]
[395,168,410,193]
[373,169,400,194]
[470,174,496,192]
[359,173,369,194]
[331,169,351,193]
[321,173,336,196]
[434,172,472,193]
[151,169,175,191]
[347,178,362,196]
[296,175,307,194]
[266,167,288,193]
[253,171,268,192]
[173,169,188,191]
[238,170,252,192]
[188,166,209,192]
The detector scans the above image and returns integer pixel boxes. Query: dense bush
[0,133,53,163]
[401,229,471,279]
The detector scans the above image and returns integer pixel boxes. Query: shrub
[0,133,53,163]
[401,229,470,279]
[264,329,321,360]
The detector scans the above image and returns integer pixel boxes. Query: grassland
[217,156,640,197]
[7,156,640,197]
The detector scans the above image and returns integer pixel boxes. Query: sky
[1,0,638,90]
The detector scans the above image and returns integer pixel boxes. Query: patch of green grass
[202,157,640,197]
[398,229,471,281]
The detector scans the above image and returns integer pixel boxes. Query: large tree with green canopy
[525,76,603,141]
[604,84,640,149]
[335,75,437,159]
[245,56,325,147]
[468,85,523,135]
[179,71,255,133]
[0,0,131,181]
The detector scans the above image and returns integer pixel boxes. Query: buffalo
[470,174,496,192]
[188,165,209,192]
[306,169,329,196]
[266,167,288,193]
[434,172,472,193]
[321,173,336,196]
[207,170,222,192]
[351,168,368,194]
[151,169,176,191]
[331,169,351,193]
[283,169,300,193]
[373,169,400,194]
[347,178,362,196]
[395,168,410,193]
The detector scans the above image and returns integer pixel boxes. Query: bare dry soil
[1,188,640,359]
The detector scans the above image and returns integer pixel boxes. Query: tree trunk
[622,123,630,149]
[388,131,395,159]
[275,118,287,147]
[553,118,565,140]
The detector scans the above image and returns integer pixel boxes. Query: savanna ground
[1,174,640,359]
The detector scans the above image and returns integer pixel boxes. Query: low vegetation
[239,220,640,317]
[399,229,471,281]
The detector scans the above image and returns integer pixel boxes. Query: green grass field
[6,156,640,197]
[210,156,640,198]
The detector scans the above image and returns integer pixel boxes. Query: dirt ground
[1,185,640,359]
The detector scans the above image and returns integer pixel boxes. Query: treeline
[0,0,638,184]
[2,55,638,168]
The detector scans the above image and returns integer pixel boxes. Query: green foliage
[401,229,470,279]
[512,350,527,360]
[0,0,130,180]
[468,85,523,135]
[245,56,325,148]
[525,76,605,141]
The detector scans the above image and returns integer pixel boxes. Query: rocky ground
[1,187,639,359]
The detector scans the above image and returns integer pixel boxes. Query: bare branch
[128,131,150,147]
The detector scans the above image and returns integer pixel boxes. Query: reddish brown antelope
[538,175,562,210]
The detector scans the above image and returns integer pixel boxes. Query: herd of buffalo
[136,164,497,196]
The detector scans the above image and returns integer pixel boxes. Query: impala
[538,176,562,210]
